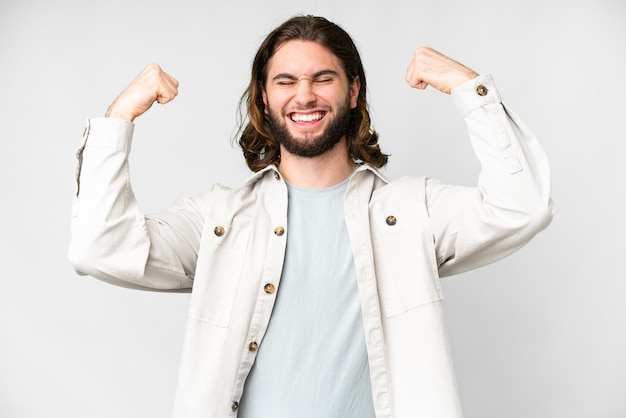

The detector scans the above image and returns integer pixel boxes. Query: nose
[294,79,316,106]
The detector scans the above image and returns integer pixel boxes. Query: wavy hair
[237,15,388,172]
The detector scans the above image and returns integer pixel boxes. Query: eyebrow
[271,69,340,82]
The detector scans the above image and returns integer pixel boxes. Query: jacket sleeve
[427,75,554,277]
[68,118,207,291]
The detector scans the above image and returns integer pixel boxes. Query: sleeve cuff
[451,74,503,118]
[81,117,135,153]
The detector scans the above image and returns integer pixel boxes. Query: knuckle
[145,63,163,77]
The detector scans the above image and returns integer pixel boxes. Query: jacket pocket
[369,177,442,318]
[188,218,251,328]
[372,225,443,318]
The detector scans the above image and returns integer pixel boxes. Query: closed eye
[312,69,339,84]
[313,77,334,84]
[272,73,297,87]
[276,80,297,86]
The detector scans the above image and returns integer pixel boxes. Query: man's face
[262,40,360,158]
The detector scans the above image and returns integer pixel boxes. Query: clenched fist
[106,64,179,121]
[405,47,478,94]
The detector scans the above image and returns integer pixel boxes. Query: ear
[349,76,360,109]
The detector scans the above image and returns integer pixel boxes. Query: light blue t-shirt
[238,177,375,418]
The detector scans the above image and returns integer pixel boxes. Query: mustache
[286,104,331,113]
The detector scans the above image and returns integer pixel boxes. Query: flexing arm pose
[69,15,552,418]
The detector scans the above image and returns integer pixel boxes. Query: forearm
[455,75,553,223]
[431,75,554,276]
[68,118,195,290]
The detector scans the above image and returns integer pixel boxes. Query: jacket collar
[243,165,278,186]
[243,163,390,187]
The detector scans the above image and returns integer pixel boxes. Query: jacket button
[274,226,285,236]
[231,401,239,412]
[264,283,275,294]
[214,226,225,236]
[476,84,488,96]
[274,171,281,181]
[248,341,258,352]
[386,216,397,226]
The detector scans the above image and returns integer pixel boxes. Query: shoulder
[371,175,428,203]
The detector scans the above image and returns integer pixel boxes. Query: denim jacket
[69,75,553,418]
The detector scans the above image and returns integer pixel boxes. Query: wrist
[449,70,479,94]
[105,105,135,121]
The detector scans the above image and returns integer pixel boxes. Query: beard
[267,99,351,158]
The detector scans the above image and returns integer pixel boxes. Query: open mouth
[289,111,327,123]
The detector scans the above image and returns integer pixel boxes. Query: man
[69,15,553,418]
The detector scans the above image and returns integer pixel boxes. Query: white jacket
[69,75,554,418]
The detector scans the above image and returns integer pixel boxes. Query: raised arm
[406,47,554,276]
[68,65,204,291]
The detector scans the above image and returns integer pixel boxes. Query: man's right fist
[105,64,179,121]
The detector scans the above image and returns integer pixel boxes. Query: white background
[1,0,625,417]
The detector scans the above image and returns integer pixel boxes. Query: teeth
[291,112,324,122]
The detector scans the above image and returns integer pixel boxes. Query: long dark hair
[237,15,388,172]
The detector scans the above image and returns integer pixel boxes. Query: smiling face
[262,40,360,158]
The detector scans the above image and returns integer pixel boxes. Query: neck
[277,139,356,188]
